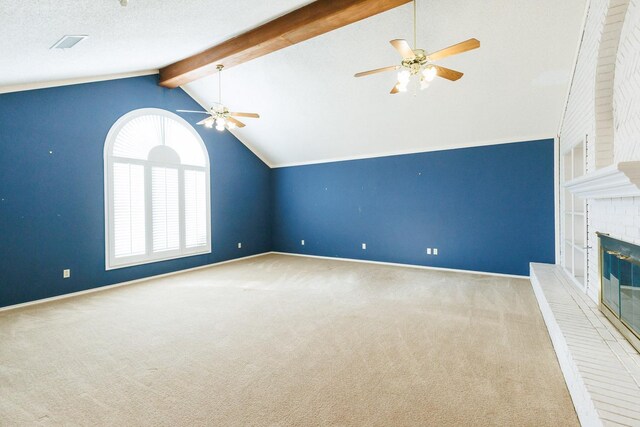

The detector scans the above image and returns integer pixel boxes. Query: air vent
[50,35,88,50]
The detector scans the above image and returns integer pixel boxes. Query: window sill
[106,247,212,270]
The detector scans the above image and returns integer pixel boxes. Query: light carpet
[0,254,578,426]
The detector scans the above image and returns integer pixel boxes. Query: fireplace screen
[599,233,640,349]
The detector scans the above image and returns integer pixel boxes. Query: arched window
[104,108,211,269]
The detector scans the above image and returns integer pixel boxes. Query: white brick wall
[560,0,640,304]
[561,0,605,172]
[596,0,629,169]
[614,0,640,162]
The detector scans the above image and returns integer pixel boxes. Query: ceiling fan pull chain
[413,0,417,49]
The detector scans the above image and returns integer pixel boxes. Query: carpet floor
[0,254,578,426]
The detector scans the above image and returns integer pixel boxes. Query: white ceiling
[185,0,586,166]
[0,0,586,167]
[0,0,311,87]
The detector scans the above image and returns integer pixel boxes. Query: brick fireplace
[550,0,640,423]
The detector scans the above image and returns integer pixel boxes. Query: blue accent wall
[0,74,555,307]
[0,75,271,307]
[271,140,555,276]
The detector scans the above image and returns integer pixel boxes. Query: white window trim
[104,108,211,270]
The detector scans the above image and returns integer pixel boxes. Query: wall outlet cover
[434,248,438,255]
[63,269,71,279]
[301,240,305,245]
[362,243,366,250]
[426,248,432,255]
[238,243,242,249]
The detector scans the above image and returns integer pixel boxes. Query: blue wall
[271,140,555,276]
[0,74,555,307]
[0,75,271,307]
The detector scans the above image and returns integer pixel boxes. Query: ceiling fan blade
[354,65,400,78]
[434,65,464,81]
[230,112,260,118]
[390,82,401,94]
[197,116,214,126]
[390,39,415,59]
[177,109,210,114]
[227,117,246,128]
[427,38,480,62]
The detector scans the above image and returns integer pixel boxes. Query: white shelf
[565,161,640,199]
[562,140,588,288]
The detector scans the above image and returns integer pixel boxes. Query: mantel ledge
[564,160,640,199]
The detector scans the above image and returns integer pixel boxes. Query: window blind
[184,169,207,248]
[151,167,180,252]
[113,162,146,258]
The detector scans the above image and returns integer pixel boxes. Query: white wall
[614,0,640,163]
[560,0,640,303]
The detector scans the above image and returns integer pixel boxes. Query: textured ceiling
[184,0,586,166]
[0,0,586,167]
[0,0,311,87]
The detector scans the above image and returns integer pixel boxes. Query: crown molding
[0,70,158,94]
[271,135,556,168]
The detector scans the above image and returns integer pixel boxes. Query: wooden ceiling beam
[159,0,411,88]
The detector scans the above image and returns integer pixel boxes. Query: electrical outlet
[63,269,71,279]
[362,243,366,250]
[433,248,438,255]
[301,240,305,246]
[426,248,432,255]
[237,242,242,249]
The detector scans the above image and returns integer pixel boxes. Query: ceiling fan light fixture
[352,0,479,95]
[422,65,437,82]
[398,69,411,83]
[176,64,259,131]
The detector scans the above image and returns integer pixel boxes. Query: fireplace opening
[598,232,640,352]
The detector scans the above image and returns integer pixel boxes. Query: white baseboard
[0,252,271,313]
[271,251,529,279]
[1,251,528,313]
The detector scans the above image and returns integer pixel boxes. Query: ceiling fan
[177,65,259,131]
[354,0,480,94]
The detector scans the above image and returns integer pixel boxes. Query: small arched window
[104,108,211,269]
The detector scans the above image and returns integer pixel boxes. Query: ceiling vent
[50,35,88,50]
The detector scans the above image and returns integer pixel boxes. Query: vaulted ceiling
[0,0,586,167]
